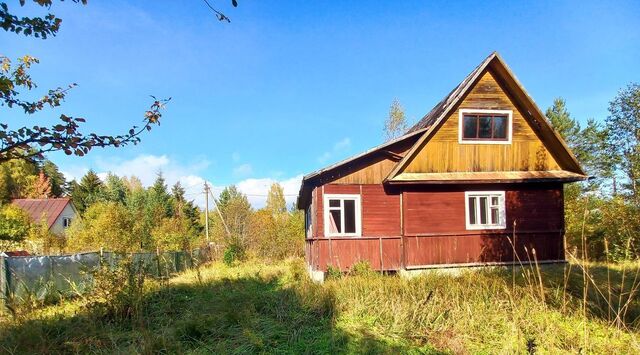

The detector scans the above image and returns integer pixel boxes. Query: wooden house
[296,52,586,277]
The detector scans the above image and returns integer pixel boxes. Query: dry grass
[0,258,638,354]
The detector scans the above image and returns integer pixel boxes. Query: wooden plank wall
[404,232,563,267]
[305,182,565,272]
[403,69,564,174]
[403,183,564,235]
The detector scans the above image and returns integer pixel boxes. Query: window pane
[491,196,499,206]
[329,199,340,208]
[344,199,356,233]
[478,116,492,138]
[468,197,476,224]
[329,210,341,233]
[493,116,507,138]
[463,116,477,138]
[490,207,499,224]
[479,197,488,224]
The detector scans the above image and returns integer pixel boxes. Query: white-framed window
[305,206,313,238]
[464,191,506,230]
[323,194,362,237]
[62,217,72,228]
[458,109,513,144]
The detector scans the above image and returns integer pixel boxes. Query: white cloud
[233,163,253,177]
[317,137,351,164]
[236,174,303,209]
[63,154,302,209]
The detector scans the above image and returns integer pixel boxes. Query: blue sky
[3,0,639,207]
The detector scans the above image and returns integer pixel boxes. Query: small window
[459,109,512,144]
[62,217,72,228]
[465,191,506,230]
[324,194,361,237]
[305,206,313,238]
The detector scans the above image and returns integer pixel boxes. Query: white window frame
[62,217,72,228]
[323,194,362,237]
[464,191,506,230]
[458,109,513,145]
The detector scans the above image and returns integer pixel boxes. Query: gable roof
[297,52,587,208]
[385,51,586,182]
[405,53,493,134]
[11,198,75,229]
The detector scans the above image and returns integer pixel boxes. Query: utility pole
[204,181,210,242]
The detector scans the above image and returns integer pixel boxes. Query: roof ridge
[406,52,497,134]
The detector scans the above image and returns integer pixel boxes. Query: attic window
[459,109,512,144]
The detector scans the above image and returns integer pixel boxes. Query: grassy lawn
[1,259,639,354]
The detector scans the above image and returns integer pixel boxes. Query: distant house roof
[1,250,31,257]
[11,198,75,229]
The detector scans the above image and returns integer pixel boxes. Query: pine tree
[72,170,105,213]
[171,182,186,217]
[104,173,128,204]
[605,83,640,201]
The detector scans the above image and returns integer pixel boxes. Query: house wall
[305,182,565,272]
[402,183,564,267]
[402,69,565,174]
[50,204,78,236]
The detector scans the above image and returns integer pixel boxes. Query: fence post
[0,256,6,312]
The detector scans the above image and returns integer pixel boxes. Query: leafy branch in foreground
[1,0,170,162]
[0,97,170,162]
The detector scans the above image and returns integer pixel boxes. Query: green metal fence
[0,248,211,310]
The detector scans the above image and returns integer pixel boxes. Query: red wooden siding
[308,237,402,271]
[306,183,565,272]
[403,184,564,235]
[317,184,401,238]
[403,232,563,268]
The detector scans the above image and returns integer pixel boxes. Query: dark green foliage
[605,83,640,200]
[223,243,245,266]
[70,170,105,213]
[103,173,127,204]
[325,265,342,280]
[548,95,640,260]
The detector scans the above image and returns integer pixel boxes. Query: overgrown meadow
[1,258,638,354]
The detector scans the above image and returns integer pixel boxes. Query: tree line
[546,83,640,261]
[0,155,304,259]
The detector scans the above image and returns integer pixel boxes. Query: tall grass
[1,257,638,353]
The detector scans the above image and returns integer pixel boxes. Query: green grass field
[1,259,639,354]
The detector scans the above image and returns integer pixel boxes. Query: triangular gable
[385,52,586,182]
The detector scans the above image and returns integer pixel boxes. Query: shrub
[325,265,342,280]
[223,243,245,266]
[83,257,150,324]
[0,204,32,247]
[349,260,374,277]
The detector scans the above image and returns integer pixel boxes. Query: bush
[0,204,32,246]
[84,257,150,323]
[223,243,245,266]
[350,260,375,277]
[325,265,342,280]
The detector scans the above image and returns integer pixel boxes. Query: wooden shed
[296,52,586,275]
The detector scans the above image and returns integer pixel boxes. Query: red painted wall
[306,182,565,272]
